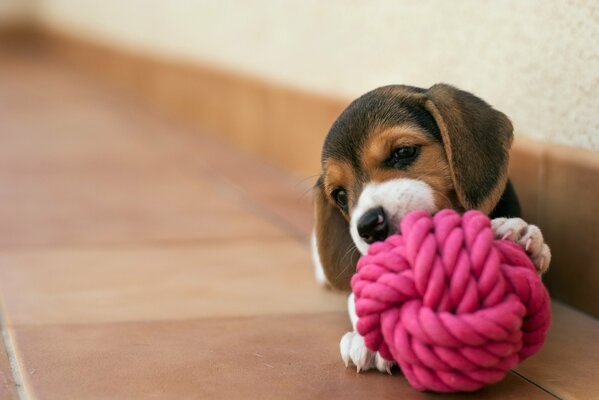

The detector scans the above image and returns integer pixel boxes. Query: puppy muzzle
[350,178,437,254]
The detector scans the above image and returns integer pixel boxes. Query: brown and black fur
[314,84,521,290]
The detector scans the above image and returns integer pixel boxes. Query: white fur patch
[348,292,358,329]
[491,217,552,274]
[340,293,396,374]
[350,179,437,254]
[311,230,329,286]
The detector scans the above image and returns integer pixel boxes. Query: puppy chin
[350,178,437,255]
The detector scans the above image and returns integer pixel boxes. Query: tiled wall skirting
[3,26,598,318]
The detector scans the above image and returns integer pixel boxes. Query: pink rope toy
[352,209,551,393]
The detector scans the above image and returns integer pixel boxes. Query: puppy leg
[491,218,551,274]
[339,293,395,374]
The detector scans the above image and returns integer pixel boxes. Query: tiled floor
[0,48,598,400]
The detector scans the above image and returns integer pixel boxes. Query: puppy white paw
[339,331,395,374]
[374,352,395,375]
[491,217,551,274]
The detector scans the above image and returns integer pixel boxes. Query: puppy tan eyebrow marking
[362,123,434,171]
[323,159,355,197]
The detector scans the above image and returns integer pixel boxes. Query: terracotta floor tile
[0,166,285,247]
[0,83,161,168]
[196,140,316,240]
[1,50,315,247]
[0,240,346,325]
[0,57,288,247]
[12,314,551,400]
[516,301,599,400]
[132,122,317,240]
[0,342,18,400]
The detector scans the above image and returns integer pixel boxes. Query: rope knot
[352,209,551,392]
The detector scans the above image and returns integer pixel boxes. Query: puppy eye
[331,188,348,212]
[387,146,420,169]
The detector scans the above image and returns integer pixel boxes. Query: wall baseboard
[3,25,598,318]
[32,27,348,180]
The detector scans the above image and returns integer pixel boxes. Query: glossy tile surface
[516,302,599,399]
[13,315,553,400]
[0,56,286,249]
[0,241,346,326]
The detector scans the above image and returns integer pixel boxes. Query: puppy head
[314,84,513,290]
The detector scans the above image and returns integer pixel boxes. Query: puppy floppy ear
[423,84,514,213]
[313,181,358,291]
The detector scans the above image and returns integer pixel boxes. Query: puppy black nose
[357,207,388,244]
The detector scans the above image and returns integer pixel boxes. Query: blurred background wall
[12,0,598,151]
[0,0,35,24]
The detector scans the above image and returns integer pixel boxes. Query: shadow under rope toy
[352,209,551,393]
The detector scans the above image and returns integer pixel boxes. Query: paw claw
[374,351,396,375]
[340,331,384,373]
[492,217,551,274]
[339,331,353,368]
[501,229,513,241]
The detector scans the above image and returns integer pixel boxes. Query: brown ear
[423,84,514,213]
[313,182,358,291]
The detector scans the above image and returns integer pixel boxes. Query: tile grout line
[0,309,29,400]
[124,113,316,247]
[511,369,562,400]
[215,178,311,247]
[0,234,293,253]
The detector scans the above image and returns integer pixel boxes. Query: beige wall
[0,0,36,24]
[27,1,599,150]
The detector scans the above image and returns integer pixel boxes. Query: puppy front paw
[491,217,551,274]
[339,331,395,374]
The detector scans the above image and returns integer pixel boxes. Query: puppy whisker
[336,245,359,279]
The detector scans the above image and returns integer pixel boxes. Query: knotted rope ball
[352,209,551,393]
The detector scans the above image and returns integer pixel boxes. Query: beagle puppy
[311,84,551,373]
